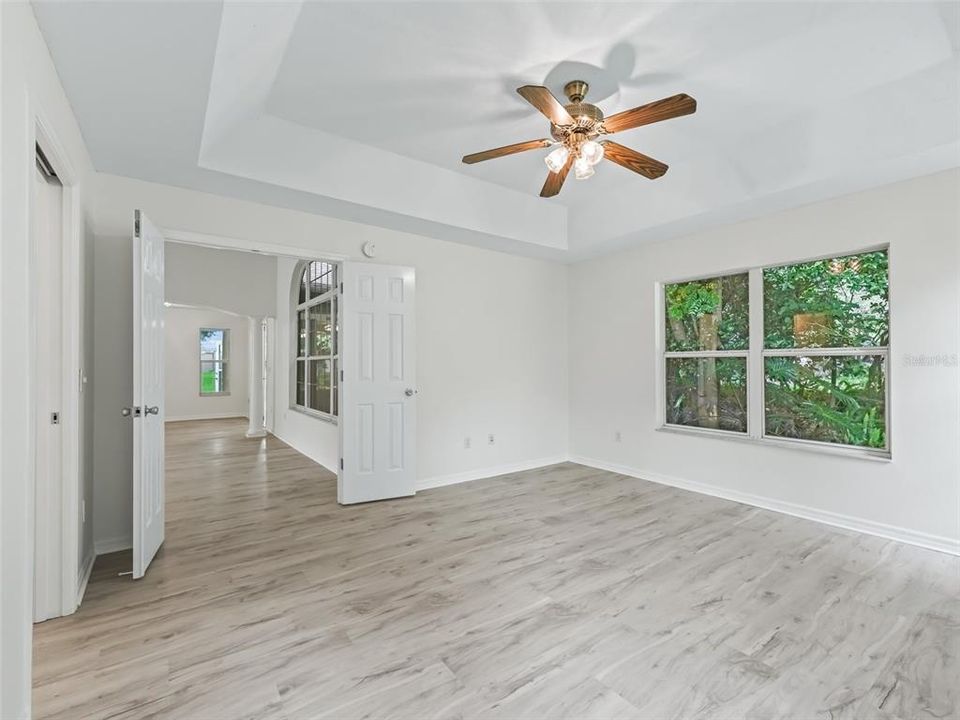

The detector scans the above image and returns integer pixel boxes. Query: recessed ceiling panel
[31,0,960,260]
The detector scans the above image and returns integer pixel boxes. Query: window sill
[656,424,891,462]
[291,405,338,425]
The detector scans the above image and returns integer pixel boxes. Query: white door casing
[339,263,416,504]
[132,210,165,579]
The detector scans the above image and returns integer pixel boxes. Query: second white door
[131,210,165,579]
[339,262,416,504]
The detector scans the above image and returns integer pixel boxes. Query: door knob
[121,406,141,418]
[144,405,160,415]
[404,388,417,397]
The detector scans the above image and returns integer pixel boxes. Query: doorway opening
[83,225,418,590]
[31,126,89,624]
[32,144,65,622]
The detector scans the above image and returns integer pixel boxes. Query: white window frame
[656,246,891,461]
[199,327,230,397]
[291,260,340,422]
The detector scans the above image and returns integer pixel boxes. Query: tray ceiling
[33,1,960,260]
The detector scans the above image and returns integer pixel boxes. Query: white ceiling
[33,1,960,261]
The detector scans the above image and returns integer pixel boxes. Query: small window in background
[200,328,229,395]
[663,273,749,432]
[763,250,889,450]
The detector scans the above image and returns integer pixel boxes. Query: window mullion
[663,350,748,358]
[762,346,888,357]
[747,267,764,439]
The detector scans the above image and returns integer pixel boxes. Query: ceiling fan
[462,81,696,197]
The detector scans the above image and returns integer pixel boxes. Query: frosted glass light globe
[580,140,604,166]
[544,145,569,173]
[573,156,595,180]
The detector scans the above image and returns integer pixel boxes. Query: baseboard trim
[77,552,95,606]
[94,535,132,555]
[270,430,337,474]
[417,456,569,492]
[570,455,960,557]
[166,413,248,422]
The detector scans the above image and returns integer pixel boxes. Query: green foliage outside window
[200,369,218,394]
[765,355,886,448]
[664,273,748,431]
[763,250,888,449]
[664,250,889,450]
[665,273,749,352]
[666,357,747,432]
[763,251,889,349]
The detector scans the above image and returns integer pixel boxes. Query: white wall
[166,241,276,317]
[91,234,132,553]
[91,173,570,488]
[569,169,960,551]
[0,3,96,718]
[165,308,249,422]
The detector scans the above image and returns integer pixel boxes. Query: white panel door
[132,210,165,578]
[339,263,416,504]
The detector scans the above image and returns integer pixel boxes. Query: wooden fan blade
[603,141,669,179]
[462,139,551,164]
[517,85,574,127]
[603,93,696,134]
[540,155,573,197]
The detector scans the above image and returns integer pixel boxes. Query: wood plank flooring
[33,418,958,719]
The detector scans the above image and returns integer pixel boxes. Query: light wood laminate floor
[34,419,958,719]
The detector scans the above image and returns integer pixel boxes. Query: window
[293,260,339,418]
[763,250,888,450]
[661,249,890,456]
[663,273,749,432]
[200,328,229,395]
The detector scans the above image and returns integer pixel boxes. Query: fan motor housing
[551,102,604,141]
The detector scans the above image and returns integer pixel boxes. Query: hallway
[32,419,338,718]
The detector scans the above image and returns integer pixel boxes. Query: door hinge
[134,210,141,238]
[340,282,343,294]
[340,458,344,470]
[340,369,344,382]
[51,411,60,425]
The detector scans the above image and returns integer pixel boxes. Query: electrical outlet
[464,437,471,449]
[488,434,495,445]
[614,430,622,442]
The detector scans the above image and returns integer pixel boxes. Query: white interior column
[262,317,275,433]
[246,316,266,438]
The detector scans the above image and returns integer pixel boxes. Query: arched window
[293,260,339,418]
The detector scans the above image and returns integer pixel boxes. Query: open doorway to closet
[31,133,91,624]
[32,144,66,622]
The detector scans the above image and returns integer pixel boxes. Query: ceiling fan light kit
[462,79,696,198]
